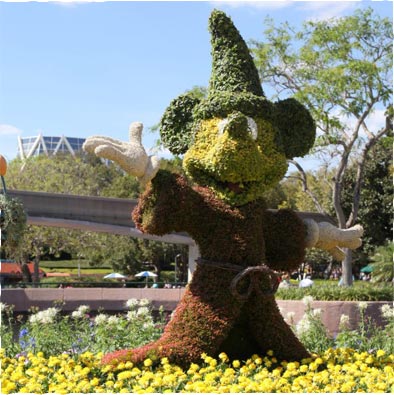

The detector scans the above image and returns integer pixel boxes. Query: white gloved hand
[83,122,161,186]
[304,219,364,261]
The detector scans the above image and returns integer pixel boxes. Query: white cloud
[299,1,359,21]
[0,124,23,136]
[210,0,293,10]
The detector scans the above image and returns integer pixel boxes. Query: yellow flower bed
[1,348,393,393]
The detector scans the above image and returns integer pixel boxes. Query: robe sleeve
[262,209,307,272]
[132,170,198,236]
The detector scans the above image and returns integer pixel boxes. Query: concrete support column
[187,243,200,282]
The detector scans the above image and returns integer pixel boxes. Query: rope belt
[196,258,279,301]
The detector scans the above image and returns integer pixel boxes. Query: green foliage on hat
[208,10,264,97]
[194,92,272,121]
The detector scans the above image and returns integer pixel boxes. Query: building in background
[18,134,86,160]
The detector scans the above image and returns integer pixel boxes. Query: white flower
[358,301,368,311]
[136,307,150,318]
[71,310,83,319]
[94,314,108,325]
[126,311,138,321]
[125,299,139,309]
[381,304,394,319]
[142,321,155,330]
[339,314,350,328]
[107,315,120,326]
[312,308,322,317]
[77,305,90,314]
[302,295,314,307]
[296,317,311,335]
[29,307,59,324]
[138,299,150,307]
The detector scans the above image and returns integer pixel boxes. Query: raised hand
[83,122,161,185]
[304,220,364,261]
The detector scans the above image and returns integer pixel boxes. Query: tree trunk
[33,256,40,287]
[20,261,32,283]
[341,248,353,286]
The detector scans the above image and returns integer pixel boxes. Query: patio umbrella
[135,271,157,286]
[299,278,314,288]
[360,265,373,273]
[103,272,126,279]
[135,271,158,278]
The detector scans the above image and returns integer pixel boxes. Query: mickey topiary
[84,9,363,368]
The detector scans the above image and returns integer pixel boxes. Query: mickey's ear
[160,93,201,155]
[274,98,316,159]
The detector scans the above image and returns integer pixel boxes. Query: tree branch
[288,160,327,215]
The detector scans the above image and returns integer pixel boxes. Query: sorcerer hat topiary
[207,9,264,97]
[160,9,315,158]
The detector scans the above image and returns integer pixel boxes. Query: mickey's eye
[218,118,229,136]
[246,117,258,140]
[217,116,258,140]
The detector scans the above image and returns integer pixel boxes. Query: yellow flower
[376,349,386,358]
[161,357,169,365]
[219,352,229,363]
[144,358,153,367]
[232,360,241,368]
[254,356,263,365]
[125,361,134,369]
[315,357,324,365]
[105,380,115,388]
[118,370,133,380]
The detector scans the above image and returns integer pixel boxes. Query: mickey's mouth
[213,178,258,196]
[223,181,245,195]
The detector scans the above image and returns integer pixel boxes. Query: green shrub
[276,281,393,301]
[370,242,394,283]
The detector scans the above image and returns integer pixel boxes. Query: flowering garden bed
[1,298,393,393]
[2,348,393,393]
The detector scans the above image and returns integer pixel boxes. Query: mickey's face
[183,112,288,206]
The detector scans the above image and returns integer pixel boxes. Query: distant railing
[3,281,187,289]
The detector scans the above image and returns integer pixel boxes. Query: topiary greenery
[160,93,201,156]
[102,9,317,369]
[0,194,27,252]
[183,115,288,206]
[273,98,316,159]
[207,9,264,97]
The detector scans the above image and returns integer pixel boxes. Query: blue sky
[0,1,392,166]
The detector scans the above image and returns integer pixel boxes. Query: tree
[6,154,186,279]
[7,153,141,198]
[341,134,393,256]
[252,7,393,286]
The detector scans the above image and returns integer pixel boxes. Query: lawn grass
[40,260,111,270]
[40,260,112,276]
